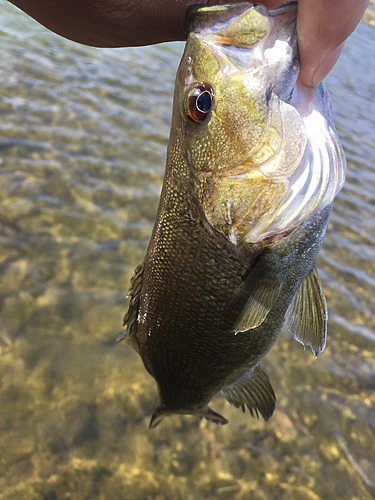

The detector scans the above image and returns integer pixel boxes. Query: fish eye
[184,83,214,124]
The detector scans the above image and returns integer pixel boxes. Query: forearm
[297,0,369,86]
[7,0,192,47]
[8,0,369,86]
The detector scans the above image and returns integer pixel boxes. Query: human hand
[293,0,369,87]
[9,0,369,87]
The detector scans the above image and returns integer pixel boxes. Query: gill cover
[181,2,346,245]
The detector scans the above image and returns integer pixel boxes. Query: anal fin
[222,365,276,421]
[285,265,327,357]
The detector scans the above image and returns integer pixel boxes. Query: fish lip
[186,3,252,33]
[186,1,298,35]
[186,2,270,35]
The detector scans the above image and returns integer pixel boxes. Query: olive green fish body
[119,2,346,427]
[134,185,331,423]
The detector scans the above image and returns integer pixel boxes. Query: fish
[117,1,346,428]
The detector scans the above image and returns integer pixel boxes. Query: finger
[297,0,369,87]
[8,0,249,47]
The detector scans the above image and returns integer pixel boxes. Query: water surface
[0,2,375,499]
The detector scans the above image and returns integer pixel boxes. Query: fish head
[173,2,298,175]
[169,1,345,244]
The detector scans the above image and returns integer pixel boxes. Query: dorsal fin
[116,262,144,345]
[285,265,327,357]
[222,365,276,420]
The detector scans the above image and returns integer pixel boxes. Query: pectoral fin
[285,265,327,357]
[232,277,283,332]
[222,366,276,421]
[224,259,285,333]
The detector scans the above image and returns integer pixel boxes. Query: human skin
[8,0,369,87]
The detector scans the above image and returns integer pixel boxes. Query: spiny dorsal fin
[117,261,144,344]
[222,365,276,421]
[285,265,327,357]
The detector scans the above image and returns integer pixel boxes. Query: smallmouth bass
[118,1,346,427]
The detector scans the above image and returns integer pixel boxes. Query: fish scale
[118,2,346,427]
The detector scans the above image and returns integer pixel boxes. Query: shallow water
[0,3,375,499]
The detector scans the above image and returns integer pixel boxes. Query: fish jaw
[186,1,299,102]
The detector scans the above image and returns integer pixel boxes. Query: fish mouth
[187,1,299,103]
[184,2,345,244]
[186,1,298,34]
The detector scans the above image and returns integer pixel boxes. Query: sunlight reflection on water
[0,2,375,499]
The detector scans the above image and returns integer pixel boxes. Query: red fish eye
[184,84,214,124]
